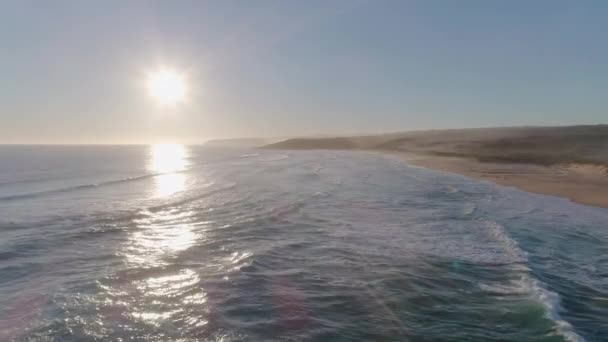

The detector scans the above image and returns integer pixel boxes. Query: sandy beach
[264,125,608,209]
[396,153,608,209]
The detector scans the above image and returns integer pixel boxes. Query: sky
[1,0,607,144]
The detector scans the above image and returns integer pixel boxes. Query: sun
[146,68,187,105]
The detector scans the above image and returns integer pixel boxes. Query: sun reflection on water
[104,145,217,333]
[119,208,209,330]
[125,209,198,267]
[149,144,189,197]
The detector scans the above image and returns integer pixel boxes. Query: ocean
[0,145,607,341]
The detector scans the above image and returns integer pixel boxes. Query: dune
[205,138,274,148]
[264,125,608,209]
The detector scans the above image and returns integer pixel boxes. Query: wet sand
[263,125,608,209]
[395,153,608,209]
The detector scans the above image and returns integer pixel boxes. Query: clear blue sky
[1,0,607,143]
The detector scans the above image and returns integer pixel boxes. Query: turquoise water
[0,145,607,341]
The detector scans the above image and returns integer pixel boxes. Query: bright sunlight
[146,68,187,105]
[149,143,187,174]
[149,144,189,197]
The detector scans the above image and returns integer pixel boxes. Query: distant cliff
[205,138,271,148]
[263,137,358,150]
[263,125,608,166]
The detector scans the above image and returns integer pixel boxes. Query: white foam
[482,220,528,263]
[481,220,585,341]
[524,277,585,342]
[462,202,477,215]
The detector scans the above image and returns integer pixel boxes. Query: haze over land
[265,125,608,165]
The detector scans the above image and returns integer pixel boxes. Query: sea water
[1,145,607,341]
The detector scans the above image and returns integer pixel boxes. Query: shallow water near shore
[1,145,607,341]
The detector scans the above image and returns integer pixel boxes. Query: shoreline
[261,125,608,210]
[388,152,608,209]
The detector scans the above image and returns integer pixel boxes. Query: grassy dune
[264,125,608,168]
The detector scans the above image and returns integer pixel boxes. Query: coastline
[261,125,608,209]
[390,152,608,209]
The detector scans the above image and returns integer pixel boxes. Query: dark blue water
[1,145,607,341]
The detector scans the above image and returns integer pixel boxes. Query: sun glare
[149,144,189,197]
[149,143,187,174]
[146,69,187,105]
